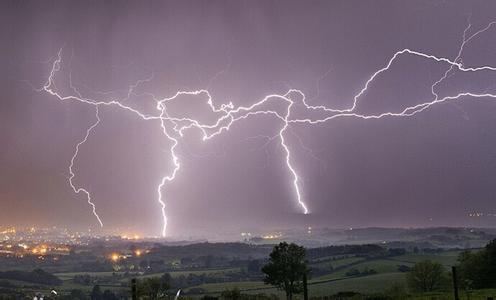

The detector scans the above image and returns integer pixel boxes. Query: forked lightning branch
[40,20,496,237]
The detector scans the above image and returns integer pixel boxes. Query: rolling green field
[50,252,460,296]
[6,249,495,299]
[183,250,464,298]
[311,256,365,269]
[389,251,460,266]
[309,273,407,296]
[55,267,241,281]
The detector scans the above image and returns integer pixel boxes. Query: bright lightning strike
[40,20,496,237]
[68,106,103,227]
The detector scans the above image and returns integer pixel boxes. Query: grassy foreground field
[183,250,464,297]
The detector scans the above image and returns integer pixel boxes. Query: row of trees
[405,239,496,293]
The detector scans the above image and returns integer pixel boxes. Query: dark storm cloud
[1,0,496,237]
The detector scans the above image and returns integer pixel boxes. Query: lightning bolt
[156,103,181,237]
[40,19,496,237]
[279,92,309,214]
[68,106,103,227]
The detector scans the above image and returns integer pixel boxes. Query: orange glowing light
[110,253,119,262]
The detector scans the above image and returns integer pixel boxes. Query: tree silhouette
[138,277,170,299]
[406,260,444,292]
[262,242,308,300]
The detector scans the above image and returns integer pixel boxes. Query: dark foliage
[0,268,62,286]
[262,242,308,300]
[406,260,445,292]
[306,244,385,259]
[458,239,496,289]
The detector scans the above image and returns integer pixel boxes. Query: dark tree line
[0,269,62,285]
[306,244,385,259]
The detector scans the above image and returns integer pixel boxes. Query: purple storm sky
[1,0,496,238]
